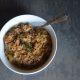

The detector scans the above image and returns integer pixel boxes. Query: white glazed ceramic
[0,15,57,75]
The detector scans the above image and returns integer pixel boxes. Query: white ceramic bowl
[0,15,57,75]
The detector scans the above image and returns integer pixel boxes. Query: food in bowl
[4,23,52,70]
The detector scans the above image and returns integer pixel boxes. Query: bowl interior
[0,15,57,75]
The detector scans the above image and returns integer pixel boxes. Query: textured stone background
[0,0,80,80]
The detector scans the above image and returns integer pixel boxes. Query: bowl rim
[0,14,57,75]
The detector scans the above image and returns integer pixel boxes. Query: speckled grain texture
[0,0,80,80]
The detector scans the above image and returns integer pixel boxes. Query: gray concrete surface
[0,0,80,80]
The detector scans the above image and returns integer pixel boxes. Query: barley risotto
[4,23,52,70]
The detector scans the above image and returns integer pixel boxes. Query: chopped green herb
[27,42,33,52]
[22,42,33,52]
